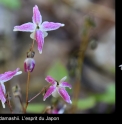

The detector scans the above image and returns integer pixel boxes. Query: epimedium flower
[13,5,65,54]
[0,68,22,108]
[24,58,35,72]
[43,76,72,104]
[24,50,35,72]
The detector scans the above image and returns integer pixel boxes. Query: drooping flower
[13,5,65,54]
[0,68,22,108]
[24,58,35,72]
[119,65,122,70]
[43,76,72,104]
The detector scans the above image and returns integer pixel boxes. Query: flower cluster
[0,5,72,111]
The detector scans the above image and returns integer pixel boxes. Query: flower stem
[72,18,94,113]
[6,99,13,114]
[25,71,30,112]
[28,84,51,103]
[30,40,35,51]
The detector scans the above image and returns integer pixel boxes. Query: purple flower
[43,76,72,104]
[0,68,22,108]
[13,5,65,54]
[24,58,35,72]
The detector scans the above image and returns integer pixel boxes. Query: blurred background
[0,0,115,113]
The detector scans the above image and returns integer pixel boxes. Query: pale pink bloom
[43,76,72,104]
[0,68,22,108]
[24,58,35,72]
[13,5,65,54]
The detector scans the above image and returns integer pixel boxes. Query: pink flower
[43,76,72,104]
[24,58,35,72]
[0,68,22,108]
[13,5,65,54]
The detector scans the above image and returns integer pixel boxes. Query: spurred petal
[43,85,56,101]
[13,23,35,32]
[45,76,56,85]
[35,30,44,54]
[60,82,72,89]
[41,21,65,31]
[33,5,42,25]
[0,83,6,108]
[43,31,48,37]
[52,89,59,97]
[59,76,67,83]
[30,31,48,40]
[0,68,22,83]
[57,87,72,104]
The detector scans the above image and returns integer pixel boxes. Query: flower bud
[24,58,35,72]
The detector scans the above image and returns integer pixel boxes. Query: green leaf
[26,103,46,113]
[0,0,21,10]
[77,96,96,110]
[95,83,115,104]
[46,61,68,81]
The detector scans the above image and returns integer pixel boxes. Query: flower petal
[0,83,6,94]
[13,22,35,32]
[32,5,42,25]
[30,31,48,40]
[52,88,59,97]
[35,30,44,54]
[59,76,67,83]
[30,32,36,40]
[0,83,6,108]
[45,76,56,85]
[43,31,48,37]
[43,85,56,101]
[41,21,65,31]
[60,82,72,89]
[57,87,72,104]
[0,68,22,83]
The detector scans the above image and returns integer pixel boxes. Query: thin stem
[18,95,25,113]
[28,84,52,103]
[6,99,13,114]
[30,40,35,51]
[72,19,94,113]
[25,71,30,112]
